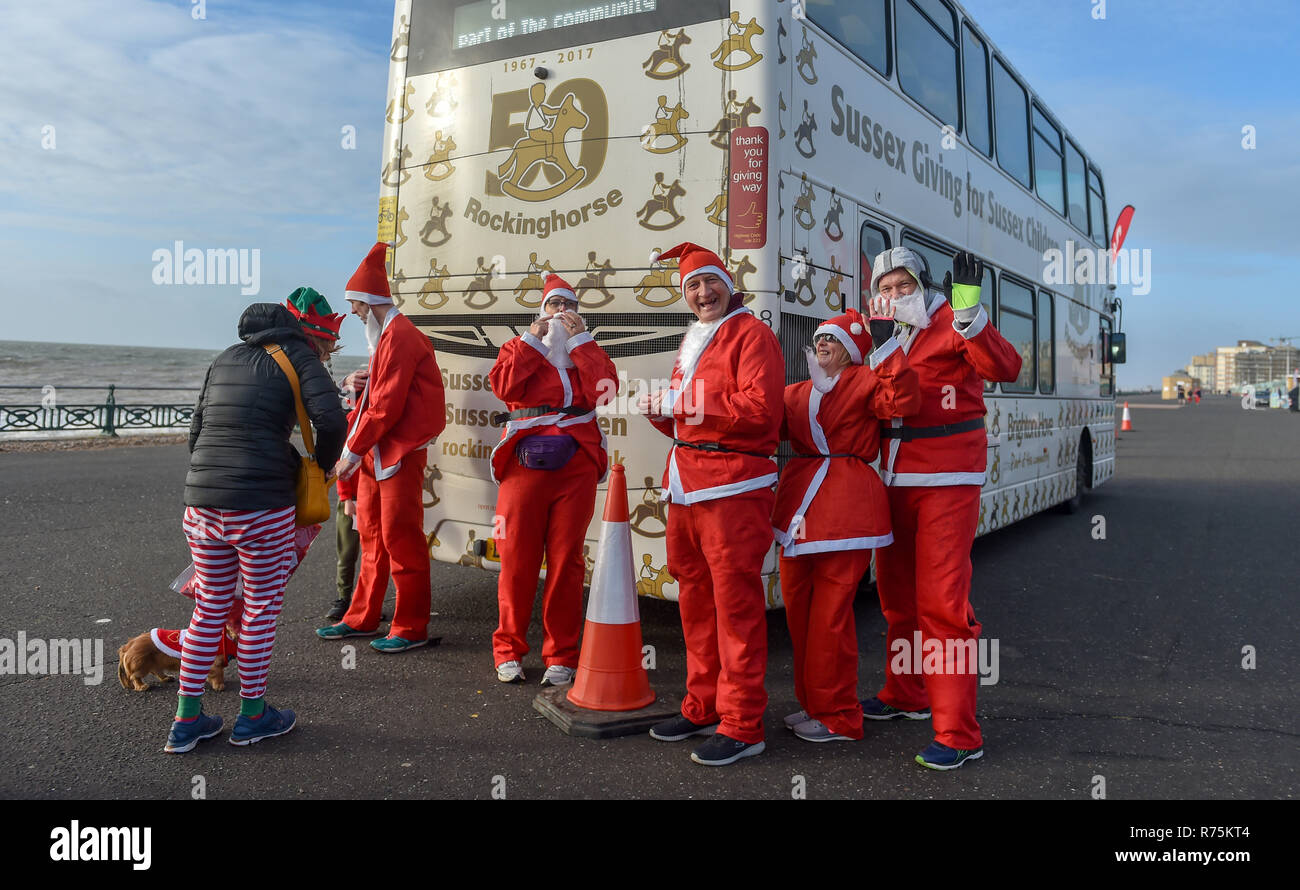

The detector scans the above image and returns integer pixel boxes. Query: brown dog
[117,627,236,692]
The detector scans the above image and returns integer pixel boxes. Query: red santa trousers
[493,451,599,668]
[873,485,983,749]
[668,489,773,744]
[780,547,871,740]
[342,449,430,641]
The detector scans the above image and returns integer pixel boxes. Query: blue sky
[2,0,1297,386]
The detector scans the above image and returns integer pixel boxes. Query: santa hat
[539,273,577,315]
[345,242,395,306]
[652,242,733,294]
[813,308,872,365]
[284,286,343,342]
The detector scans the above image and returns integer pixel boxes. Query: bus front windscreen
[409,0,728,75]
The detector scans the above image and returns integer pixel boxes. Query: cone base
[532,685,678,739]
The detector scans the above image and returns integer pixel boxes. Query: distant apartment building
[1203,341,1298,394]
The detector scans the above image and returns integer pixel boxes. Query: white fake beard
[676,317,723,378]
[541,315,577,369]
[891,288,931,329]
[363,310,384,354]
[804,346,840,393]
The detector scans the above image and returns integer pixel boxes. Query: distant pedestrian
[1241,386,1253,410]
[1176,385,1185,406]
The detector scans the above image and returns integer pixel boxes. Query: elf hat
[345,242,395,306]
[284,286,344,342]
[813,308,872,365]
[539,273,578,315]
[651,242,733,294]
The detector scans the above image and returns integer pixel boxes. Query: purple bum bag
[515,434,578,470]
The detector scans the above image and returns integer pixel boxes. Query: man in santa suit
[489,274,617,686]
[636,242,784,767]
[317,242,447,653]
[773,307,919,743]
[863,247,1021,769]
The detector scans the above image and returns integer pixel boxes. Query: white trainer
[540,665,576,687]
[496,660,525,683]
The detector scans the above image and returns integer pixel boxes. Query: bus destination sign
[454,0,660,48]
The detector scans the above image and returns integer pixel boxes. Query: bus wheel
[1058,432,1092,514]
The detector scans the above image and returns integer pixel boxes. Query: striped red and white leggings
[180,505,296,700]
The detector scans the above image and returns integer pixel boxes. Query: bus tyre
[1059,433,1091,514]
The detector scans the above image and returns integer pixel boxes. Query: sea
[0,340,368,439]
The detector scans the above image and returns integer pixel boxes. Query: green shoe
[370,635,428,654]
[315,623,379,640]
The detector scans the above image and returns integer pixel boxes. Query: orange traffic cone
[566,463,656,711]
[1120,401,1133,431]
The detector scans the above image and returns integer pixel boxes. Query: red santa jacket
[648,307,784,504]
[489,330,617,484]
[773,341,920,555]
[880,294,1022,486]
[342,310,446,481]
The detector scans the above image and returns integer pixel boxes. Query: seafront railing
[0,385,199,436]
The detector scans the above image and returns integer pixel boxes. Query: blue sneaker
[915,741,983,770]
[315,622,379,640]
[164,712,223,754]
[370,635,428,653]
[229,704,296,746]
[861,696,931,721]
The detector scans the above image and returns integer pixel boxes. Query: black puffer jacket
[185,304,347,510]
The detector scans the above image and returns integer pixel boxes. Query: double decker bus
[377,0,1122,605]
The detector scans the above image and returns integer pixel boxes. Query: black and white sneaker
[690,733,766,766]
[649,714,719,742]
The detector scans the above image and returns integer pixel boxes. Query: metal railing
[0,385,199,436]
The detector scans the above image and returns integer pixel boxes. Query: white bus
[376,0,1121,605]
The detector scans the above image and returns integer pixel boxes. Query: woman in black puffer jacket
[166,296,346,754]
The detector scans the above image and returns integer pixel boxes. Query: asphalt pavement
[0,393,1295,800]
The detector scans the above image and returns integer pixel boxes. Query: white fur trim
[520,331,546,353]
[868,337,900,369]
[954,305,989,339]
[565,331,594,351]
[680,264,734,293]
[344,289,394,306]
[850,322,863,335]
[781,532,895,557]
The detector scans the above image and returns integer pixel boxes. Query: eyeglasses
[545,298,579,311]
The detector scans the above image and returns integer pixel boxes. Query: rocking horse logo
[793,174,816,231]
[387,82,415,124]
[704,191,727,228]
[642,96,689,154]
[514,251,556,308]
[794,98,818,159]
[417,258,450,310]
[823,189,845,241]
[795,27,819,85]
[380,138,412,187]
[636,172,687,231]
[423,131,457,182]
[643,29,692,79]
[426,72,459,119]
[419,196,453,248]
[487,80,608,203]
[634,250,680,308]
[709,91,761,149]
[630,477,668,537]
[576,251,616,308]
[712,12,764,71]
[823,256,846,311]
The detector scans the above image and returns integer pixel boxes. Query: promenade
[0,394,1295,799]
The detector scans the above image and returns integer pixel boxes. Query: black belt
[673,439,773,459]
[880,418,985,441]
[791,452,868,461]
[490,405,587,425]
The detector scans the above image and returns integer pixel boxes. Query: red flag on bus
[1109,204,1135,263]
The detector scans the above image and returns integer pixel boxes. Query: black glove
[869,317,896,350]
[947,251,984,310]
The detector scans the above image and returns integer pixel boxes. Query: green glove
[945,251,984,311]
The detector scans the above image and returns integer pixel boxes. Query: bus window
[859,222,892,308]
[1099,316,1114,396]
[806,0,890,78]
[999,278,1036,392]
[962,25,991,157]
[901,234,953,297]
[1088,167,1108,247]
[896,0,960,128]
[1065,140,1087,231]
[993,58,1031,189]
[983,265,996,392]
[1032,105,1065,215]
[1038,291,1055,394]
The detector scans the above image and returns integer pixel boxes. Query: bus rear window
[409,0,729,75]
